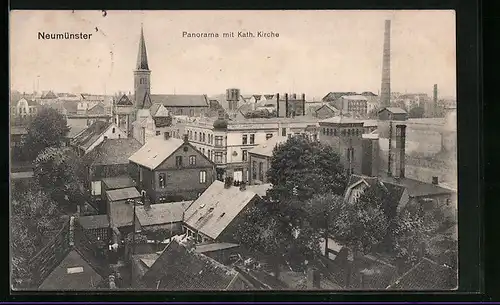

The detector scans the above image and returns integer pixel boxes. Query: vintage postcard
[10,10,457,291]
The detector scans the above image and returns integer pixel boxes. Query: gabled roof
[183,180,261,240]
[263,94,275,100]
[87,103,106,115]
[380,176,454,198]
[149,103,163,117]
[315,104,338,113]
[249,136,287,157]
[386,258,456,290]
[136,201,191,227]
[361,91,378,97]
[71,121,113,151]
[252,95,262,101]
[128,136,185,170]
[322,92,357,100]
[106,187,141,202]
[378,107,407,114]
[62,101,79,114]
[139,240,240,290]
[101,175,136,190]
[116,94,134,106]
[38,219,110,290]
[40,90,58,99]
[84,138,142,166]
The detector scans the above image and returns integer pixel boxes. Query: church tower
[134,25,151,109]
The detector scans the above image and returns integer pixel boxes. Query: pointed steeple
[136,24,150,71]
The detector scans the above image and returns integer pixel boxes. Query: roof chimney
[183,134,189,143]
[142,190,150,210]
[306,267,321,289]
[276,93,280,118]
[432,176,439,185]
[164,132,170,140]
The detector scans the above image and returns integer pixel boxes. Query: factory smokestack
[285,93,289,118]
[433,84,438,116]
[302,93,306,116]
[380,20,391,108]
[276,93,280,118]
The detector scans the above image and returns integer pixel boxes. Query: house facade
[128,135,215,204]
[333,95,368,117]
[70,121,128,156]
[248,136,287,185]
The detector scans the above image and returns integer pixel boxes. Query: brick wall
[28,221,71,288]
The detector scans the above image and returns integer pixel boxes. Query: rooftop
[380,176,454,198]
[136,201,191,227]
[101,175,136,190]
[149,94,209,108]
[248,136,287,157]
[138,240,240,290]
[84,138,142,166]
[184,181,262,240]
[319,116,364,125]
[379,107,408,114]
[194,242,240,254]
[77,215,109,230]
[106,187,141,202]
[128,136,185,170]
[340,95,368,101]
[71,121,113,151]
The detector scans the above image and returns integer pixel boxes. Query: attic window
[208,207,214,213]
[66,267,84,274]
[153,155,157,158]
[200,203,206,208]
[198,216,204,221]
[183,146,189,152]
[220,212,226,217]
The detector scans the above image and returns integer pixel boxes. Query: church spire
[136,24,149,71]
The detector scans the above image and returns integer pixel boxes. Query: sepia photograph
[10,10,458,291]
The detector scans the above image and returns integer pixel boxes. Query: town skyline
[11,10,456,98]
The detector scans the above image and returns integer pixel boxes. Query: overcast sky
[10,10,456,99]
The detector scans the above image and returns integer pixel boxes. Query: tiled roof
[128,136,185,170]
[149,94,209,108]
[380,176,454,198]
[101,175,136,190]
[139,240,240,290]
[116,94,133,106]
[387,258,456,290]
[195,243,239,254]
[319,116,364,125]
[136,201,191,227]
[87,103,106,115]
[41,90,58,99]
[184,181,261,240]
[71,121,112,151]
[322,92,357,100]
[84,138,142,166]
[379,107,407,114]
[77,215,109,230]
[106,187,141,202]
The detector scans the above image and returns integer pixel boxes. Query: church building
[124,26,209,143]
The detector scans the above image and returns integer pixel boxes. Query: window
[199,170,207,183]
[158,173,166,188]
[156,131,161,136]
[250,134,255,144]
[214,152,224,163]
[208,149,211,160]
[242,135,248,145]
[334,129,338,136]
[281,128,286,136]
[202,148,205,154]
[195,132,198,141]
[288,134,292,139]
[259,162,264,181]
[91,181,101,196]
[190,109,195,117]
[341,129,346,136]
[189,155,196,165]
[252,161,257,179]
[215,136,223,147]
[266,133,273,140]
[242,150,248,161]
[112,127,115,133]
[203,133,206,142]
[176,156,183,167]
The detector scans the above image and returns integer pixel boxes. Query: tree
[11,190,65,288]
[367,108,379,119]
[21,108,70,160]
[306,193,345,233]
[267,136,347,201]
[409,106,425,118]
[33,147,85,210]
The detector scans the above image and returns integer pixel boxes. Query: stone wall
[28,220,71,288]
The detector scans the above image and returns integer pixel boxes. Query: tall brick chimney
[285,93,289,118]
[302,93,306,116]
[380,20,391,108]
[276,93,280,118]
[433,84,438,116]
